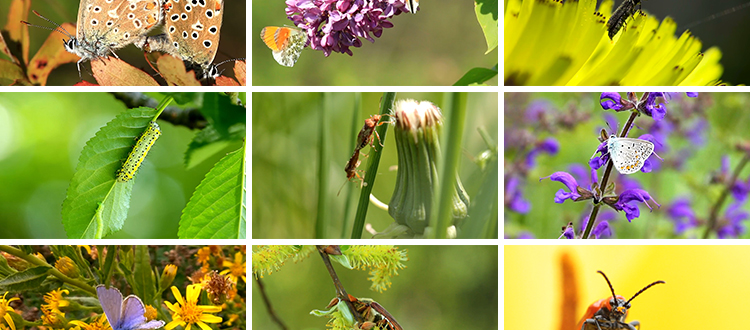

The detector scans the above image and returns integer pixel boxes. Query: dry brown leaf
[5,0,31,64]
[215,76,239,86]
[157,54,200,86]
[91,57,159,86]
[0,32,19,65]
[234,60,246,86]
[27,22,80,86]
[74,80,98,86]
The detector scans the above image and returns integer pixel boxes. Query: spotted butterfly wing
[607,136,654,175]
[137,0,224,79]
[260,26,308,67]
[116,121,161,183]
[72,0,162,68]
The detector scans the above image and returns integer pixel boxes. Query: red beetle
[576,271,665,330]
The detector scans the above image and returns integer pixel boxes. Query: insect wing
[608,137,654,175]
[405,0,419,13]
[369,301,403,330]
[121,296,165,330]
[260,26,308,67]
[97,285,125,329]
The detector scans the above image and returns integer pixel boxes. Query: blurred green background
[504,92,750,238]
[252,0,497,86]
[252,92,498,239]
[0,0,245,85]
[0,92,245,238]
[252,245,498,330]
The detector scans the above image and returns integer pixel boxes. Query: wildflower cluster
[0,245,245,330]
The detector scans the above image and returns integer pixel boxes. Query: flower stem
[703,154,750,238]
[0,245,96,295]
[582,111,639,239]
[316,94,331,238]
[316,246,363,323]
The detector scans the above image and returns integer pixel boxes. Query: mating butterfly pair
[26,0,227,80]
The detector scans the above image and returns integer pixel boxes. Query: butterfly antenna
[23,10,75,40]
[143,51,164,79]
[216,57,246,76]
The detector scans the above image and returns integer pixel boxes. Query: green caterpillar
[116,121,161,183]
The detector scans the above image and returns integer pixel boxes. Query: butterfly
[260,26,308,67]
[96,285,165,330]
[405,0,419,13]
[23,0,162,77]
[606,135,654,175]
[135,0,226,79]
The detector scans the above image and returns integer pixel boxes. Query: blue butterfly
[96,285,165,330]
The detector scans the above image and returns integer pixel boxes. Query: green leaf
[184,124,244,169]
[475,0,498,53]
[0,266,50,292]
[454,66,498,86]
[0,253,17,277]
[329,254,353,269]
[61,107,159,238]
[179,145,246,238]
[199,93,246,138]
[160,92,199,105]
[133,245,156,303]
[99,245,117,284]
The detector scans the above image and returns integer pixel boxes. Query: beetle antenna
[625,280,665,305]
[596,270,618,302]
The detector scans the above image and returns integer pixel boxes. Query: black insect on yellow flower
[607,0,642,40]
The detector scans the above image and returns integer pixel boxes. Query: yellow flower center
[230,262,244,277]
[178,301,203,324]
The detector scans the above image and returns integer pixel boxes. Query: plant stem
[434,92,467,238]
[703,154,750,238]
[0,245,96,295]
[316,246,363,323]
[350,92,396,239]
[582,111,638,239]
[316,94,331,238]
[255,277,288,330]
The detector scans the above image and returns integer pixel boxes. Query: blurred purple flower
[612,189,660,222]
[667,197,698,234]
[505,176,531,213]
[524,100,555,124]
[686,119,707,146]
[525,137,559,168]
[717,202,749,238]
[732,178,750,203]
[517,231,535,239]
[540,172,581,204]
[578,211,615,239]
[285,0,411,56]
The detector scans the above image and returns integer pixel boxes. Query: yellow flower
[195,247,211,266]
[222,314,239,326]
[55,257,79,278]
[70,315,111,330]
[220,252,246,284]
[165,284,222,330]
[160,264,178,290]
[0,293,19,330]
[43,289,70,314]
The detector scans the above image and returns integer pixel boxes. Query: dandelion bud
[160,264,178,291]
[55,257,79,278]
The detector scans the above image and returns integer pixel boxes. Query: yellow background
[505,245,750,329]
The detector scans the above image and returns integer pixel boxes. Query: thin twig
[316,246,363,323]
[254,277,288,330]
[109,92,207,129]
[703,153,750,238]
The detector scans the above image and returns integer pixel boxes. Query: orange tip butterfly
[405,0,419,13]
[260,26,308,67]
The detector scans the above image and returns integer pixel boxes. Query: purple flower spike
[505,176,531,214]
[525,137,559,168]
[593,221,612,238]
[642,93,667,121]
[613,189,661,222]
[540,172,581,204]
[285,0,410,56]
[561,225,575,239]
[718,202,749,238]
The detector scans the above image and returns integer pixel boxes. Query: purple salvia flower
[561,225,575,239]
[732,177,750,203]
[593,221,612,239]
[517,231,535,239]
[642,93,667,121]
[686,119,707,146]
[540,172,581,204]
[612,189,661,222]
[600,92,625,111]
[524,100,554,124]
[285,0,409,56]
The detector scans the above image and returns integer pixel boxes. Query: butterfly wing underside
[122,296,165,330]
[260,26,307,67]
[97,285,125,329]
[608,137,654,175]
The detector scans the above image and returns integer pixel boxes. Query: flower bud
[54,257,79,278]
[159,264,178,291]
